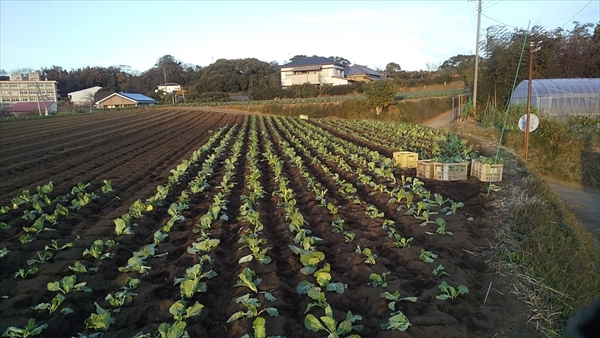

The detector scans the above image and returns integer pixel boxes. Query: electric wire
[483,0,502,10]
[561,0,593,28]
[482,13,516,29]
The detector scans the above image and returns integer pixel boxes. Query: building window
[10,84,17,87]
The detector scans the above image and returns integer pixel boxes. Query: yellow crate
[433,162,468,181]
[416,160,436,179]
[299,114,309,120]
[393,151,418,168]
[471,160,503,182]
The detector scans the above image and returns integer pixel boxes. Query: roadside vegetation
[469,140,600,337]
[457,106,600,189]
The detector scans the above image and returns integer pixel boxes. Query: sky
[1,1,598,74]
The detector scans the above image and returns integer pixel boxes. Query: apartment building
[0,71,59,110]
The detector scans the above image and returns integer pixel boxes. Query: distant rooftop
[7,101,55,112]
[281,56,344,68]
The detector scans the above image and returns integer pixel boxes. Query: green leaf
[169,300,187,321]
[236,267,259,293]
[304,314,325,332]
[296,280,313,295]
[326,283,346,294]
[185,301,204,319]
[265,307,279,317]
[263,292,277,302]
[60,307,74,315]
[238,254,254,263]
[320,315,337,333]
[226,311,247,323]
[337,320,353,335]
[252,317,267,338]
[85,302,115,331]
[180,279,200,298]
[47,281,61,292]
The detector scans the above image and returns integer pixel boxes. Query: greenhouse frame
[509,78,600,119]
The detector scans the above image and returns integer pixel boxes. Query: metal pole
[472,0,482,115]
[524,42,533,162]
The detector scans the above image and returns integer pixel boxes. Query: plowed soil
[0,109,540,338]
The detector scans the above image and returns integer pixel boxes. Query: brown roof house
[345,64,387,83]
[95,92,157,109]
[6,101,57,116]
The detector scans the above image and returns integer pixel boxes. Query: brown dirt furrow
[0,112,541,338]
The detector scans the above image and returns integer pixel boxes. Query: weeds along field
[0,110,540,338]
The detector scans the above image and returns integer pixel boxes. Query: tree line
[1,21,596,108]
[475,22,600,112]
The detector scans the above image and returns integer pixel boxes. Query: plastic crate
[433,162,468,181]
[417,160,436,179]
[471,160,503,182]
[299,114,309,120]
[393,151,418,168]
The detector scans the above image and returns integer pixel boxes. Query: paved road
[422,112,600,243]
[545,181,600,243]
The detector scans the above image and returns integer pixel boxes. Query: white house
[280,57,348,88]
[68,86,102,105]
[156,83,182,94]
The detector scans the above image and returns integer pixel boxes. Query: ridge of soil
[0,110,540,337]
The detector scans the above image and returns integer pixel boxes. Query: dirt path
[422,110,453,128]
[421,114,600,242]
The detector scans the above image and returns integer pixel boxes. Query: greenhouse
[509,78,600,119]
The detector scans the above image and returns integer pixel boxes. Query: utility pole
[523,41,534,162]
[472,0,482,115]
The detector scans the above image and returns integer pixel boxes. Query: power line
[561,0,593,28]
[482,13,516,29]
[483,0,502,10]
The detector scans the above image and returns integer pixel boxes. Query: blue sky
[1,1,598,73]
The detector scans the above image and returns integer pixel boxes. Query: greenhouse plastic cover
[510,78,600,118]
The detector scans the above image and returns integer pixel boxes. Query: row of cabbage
[1,114,473,338]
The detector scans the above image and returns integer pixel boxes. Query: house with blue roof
[95,92,157,108]
[280,56,349,88]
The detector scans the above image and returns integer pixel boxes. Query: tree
[290,55,307,62]
[0,69,8,81]
[385,62,402,78]
[363,80,397,114]
[329,56,351,67]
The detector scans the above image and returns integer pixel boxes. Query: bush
[288,83,318,98]
[320,84,357,96]
[363,80,397,114]
[481,104,529,130]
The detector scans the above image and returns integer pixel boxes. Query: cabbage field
[0,109,539,338]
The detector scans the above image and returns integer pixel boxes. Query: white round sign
[518,114,539,132]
